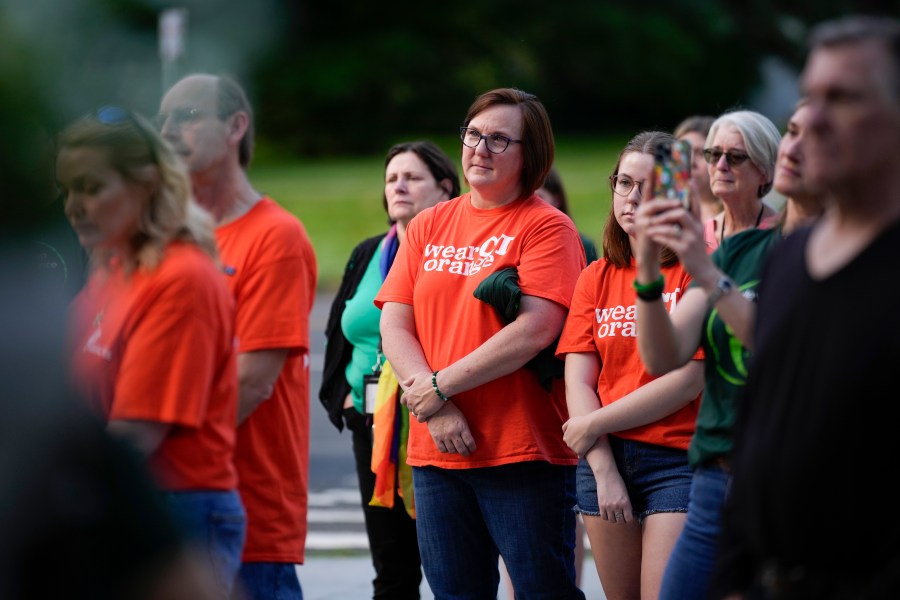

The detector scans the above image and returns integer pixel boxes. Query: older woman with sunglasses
[630,103,823,599]
[700,111,782,252]
[59,107,245,596]
[376,88,586,599]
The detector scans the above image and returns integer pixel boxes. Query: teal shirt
[341,242,384,413]
[688,227,780,468]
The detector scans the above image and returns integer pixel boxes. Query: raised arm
[637,197,759,352]
[634,198,710,373]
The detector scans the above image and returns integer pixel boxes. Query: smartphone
[654,139,692,209]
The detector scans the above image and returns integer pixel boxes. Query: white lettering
[420,234,514,276]
[83,328,112,360]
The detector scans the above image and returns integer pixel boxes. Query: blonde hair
[58,110,217,271]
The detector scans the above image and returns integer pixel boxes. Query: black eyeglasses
[155,106,212,130]
[703,148,751,167]
[459,127,522,154]
[94,105,157,161]
[609,174,646,198]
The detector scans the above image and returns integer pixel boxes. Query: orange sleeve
[234,220,316,353]
[112,267,220,428]
[556,264,600,357]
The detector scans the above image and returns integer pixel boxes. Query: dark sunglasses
[93,105,158,161]
[702,148,750,167]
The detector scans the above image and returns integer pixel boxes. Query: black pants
[345,407,422,599]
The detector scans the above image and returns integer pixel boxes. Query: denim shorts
[575,435,691,523]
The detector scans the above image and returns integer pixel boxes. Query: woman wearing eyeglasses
[319,140,459,599]
[59,107,245,596]
[556,131,704,600]
[376,88,586,599]
[700,111,781,252]
[629,104,823,599]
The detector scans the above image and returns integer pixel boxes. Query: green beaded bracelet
[432,371,449,402]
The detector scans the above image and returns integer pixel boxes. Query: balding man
[159,74,317,600]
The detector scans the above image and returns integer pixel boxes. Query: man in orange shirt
[159,74,317,600]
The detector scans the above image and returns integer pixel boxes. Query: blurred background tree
[6,0,894,160]
[252,0,896,156]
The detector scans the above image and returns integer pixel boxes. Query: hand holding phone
[653,139,692,209]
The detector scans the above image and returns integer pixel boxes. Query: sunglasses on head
[702,148,750,167]
[92,105,158,161]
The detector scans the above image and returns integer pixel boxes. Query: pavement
[304,293,606,599]
[297,553,605,599]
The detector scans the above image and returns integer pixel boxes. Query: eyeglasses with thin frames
[609,174,646,198]
[459,127,522,154]
[703,148,751,167]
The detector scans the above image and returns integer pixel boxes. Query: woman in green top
[319,140,459,599]
[631,105,823,599]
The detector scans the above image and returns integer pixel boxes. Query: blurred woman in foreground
[59,106,245,596]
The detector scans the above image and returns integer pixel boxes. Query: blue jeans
[413,462,585,600]
[658,463,730,600]
[160,489,246,597]
[236,562,303,600]
[575,436,691,523]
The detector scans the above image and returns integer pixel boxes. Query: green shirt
[688,227,780,467]
[341,241,384,413]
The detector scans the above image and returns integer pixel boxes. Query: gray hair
[707,110,781,198]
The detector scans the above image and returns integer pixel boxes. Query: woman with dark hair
[557,131,704,599]
[59,106,244,596]
[320,139,458,599]
[376,88,586,599]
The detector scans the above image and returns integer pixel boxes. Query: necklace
[720,204,765,245]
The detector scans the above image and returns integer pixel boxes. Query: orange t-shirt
[217,197,318,564]
[69,242,238,491]
[556,259,701,449]
[375,194,586,469]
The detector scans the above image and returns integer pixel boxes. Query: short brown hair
[463,88,554,197]
[603,131,678,269]
[809,15,900,100]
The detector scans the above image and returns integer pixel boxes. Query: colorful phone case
[654,139,692,208]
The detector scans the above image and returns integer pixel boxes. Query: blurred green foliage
[252,0,895,157]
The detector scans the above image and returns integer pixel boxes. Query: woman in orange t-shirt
[556,131,704,600]
[376,88,586,598]
[60,107,244,597]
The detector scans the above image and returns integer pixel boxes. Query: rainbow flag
[369,361,415,518]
